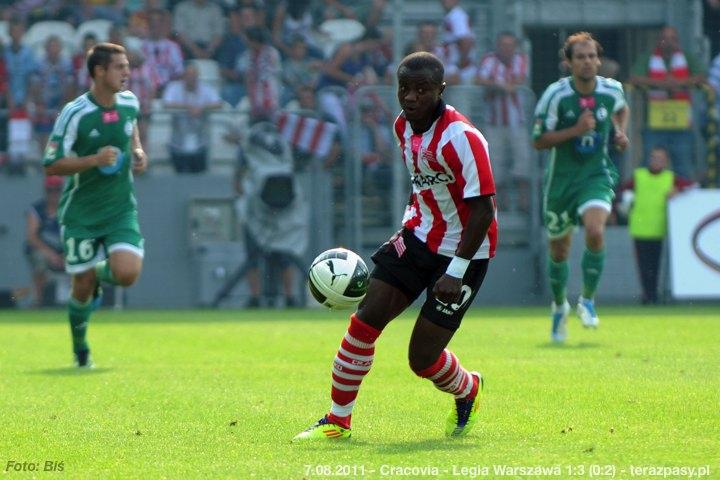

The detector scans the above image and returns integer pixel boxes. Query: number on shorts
[546,211,570,232]
[65,238,95,263]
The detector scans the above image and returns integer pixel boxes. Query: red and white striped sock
[327,314,381,429]
[415,349,479,400]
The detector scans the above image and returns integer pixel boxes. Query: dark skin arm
[432,195,495,303]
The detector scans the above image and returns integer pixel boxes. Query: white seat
[23,20,76,59]
[75,19,112,44]
[0,21,9,45]
[317,19,366,58]
[191,59,221,91]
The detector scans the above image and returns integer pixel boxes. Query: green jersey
[43,91,140,231]
[532,76,626,179]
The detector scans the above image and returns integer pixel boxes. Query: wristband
[446,256,470,279]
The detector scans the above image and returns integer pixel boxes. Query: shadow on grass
[293,438,476,453]
[536,341,601,349]
[28,367,114,376]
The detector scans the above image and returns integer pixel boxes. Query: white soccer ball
[308,248,369,309]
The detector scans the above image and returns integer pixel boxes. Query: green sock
[68,296,93,353]
[95,260,118,285]
[548,257,568,305]
[581,248,605,299]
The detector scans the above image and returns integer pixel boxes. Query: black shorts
[370,228,489,331]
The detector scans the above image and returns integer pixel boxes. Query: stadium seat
[75,19,112,44]
[191,59,221,92]
[318,19,365,57]
[0,21,9,45]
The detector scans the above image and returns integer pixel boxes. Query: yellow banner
[648,100,691,130]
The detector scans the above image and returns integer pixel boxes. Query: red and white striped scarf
[648,48,690,100]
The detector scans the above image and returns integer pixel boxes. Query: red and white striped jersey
[478,52,528,127]
[394,103,497,259]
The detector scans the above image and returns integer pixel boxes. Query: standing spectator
[31,36,75,156]
[73,33,98,91]
[629,26,706,180]
[440,0,475,79]
[5,19,37,174]
[141,8,185,94]
[25,176,65,307]
[173,0,225,59]
[476,31,531,212]
[214,5,257,107]
[236,26,282,122]
[162,62,222,173]
[617,147,694,304]
[5,19,37,111]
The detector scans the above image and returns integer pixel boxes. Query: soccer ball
[308,248,369,309]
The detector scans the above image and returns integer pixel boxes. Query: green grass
[1,306,719,479]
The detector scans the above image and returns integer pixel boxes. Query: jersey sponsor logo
[102,110,119,123]
[579,96,596,109]
[410,171,455,188]
[89,129,100,138]
[124,119,133,136]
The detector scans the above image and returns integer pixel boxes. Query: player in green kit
[43,43,148,367]
[532,32,629,342]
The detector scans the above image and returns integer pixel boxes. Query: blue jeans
[642,129,695,179]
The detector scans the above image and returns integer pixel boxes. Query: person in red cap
[25,176,65,307]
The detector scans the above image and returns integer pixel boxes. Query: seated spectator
[271,0,324,59]
[357,97,393,201]
[280,35,323,105]
[404,20,444,58]
[31,36,75,157]
[236,26,282,122]
[173,0,225,59]
[141,8,185,94]
[162,62,222,173]
[0,40,8,170]
[72,33,97,91]
[628,25,706,180]
[66,0,125,26]
[25,176,65,307]
[127,48,158,147]
[315,27,386,133]
[214,5,258,107]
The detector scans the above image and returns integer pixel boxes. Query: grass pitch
[1,306,719,479]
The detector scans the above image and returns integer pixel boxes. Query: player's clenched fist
[575,109,596,135]
[96,146,117,167]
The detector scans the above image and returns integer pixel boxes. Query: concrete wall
[1,175,647,308]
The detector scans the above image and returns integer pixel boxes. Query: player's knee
[585,225,605,247]
[113,268,140,287]
[71,272,96,301]
[408,349,439,375]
